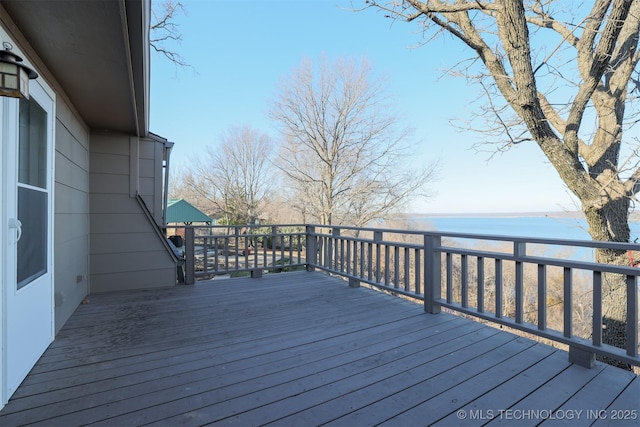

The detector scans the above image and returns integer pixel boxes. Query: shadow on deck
[1,271,638,426]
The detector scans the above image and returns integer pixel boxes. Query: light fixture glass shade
[0,48,37,99]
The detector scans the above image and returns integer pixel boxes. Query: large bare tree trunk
[364,0,640,369]
[583,199,632,369]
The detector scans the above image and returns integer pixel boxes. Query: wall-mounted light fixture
[0,42,38,99]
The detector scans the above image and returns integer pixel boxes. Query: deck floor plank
[322,342,562,427]
[0,271,637,427]
[135,325,507,426]
[10,311,460,425]
[433,349,573,426]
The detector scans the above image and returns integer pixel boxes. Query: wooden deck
[1,271,638,427]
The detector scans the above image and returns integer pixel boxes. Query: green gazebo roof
[166,199,213,224]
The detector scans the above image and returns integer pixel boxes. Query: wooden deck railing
[172,225,307,281]
[174,223,640,369]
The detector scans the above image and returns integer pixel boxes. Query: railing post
[424,234,441,314]
[331,227,340,271]
[250,224,263,278]
[374,230,383,283]
[305,225,317,271]
[184,226,195,285]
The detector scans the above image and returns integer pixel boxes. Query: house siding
[89,132,176,293]
[54,96,90,333]
[138,137,165,225]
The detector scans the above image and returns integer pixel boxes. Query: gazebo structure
[166,199,213,226]
[165,199,214,239]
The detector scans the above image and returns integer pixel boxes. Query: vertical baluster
[384,244,390,286]
[346,236,353,275]
[495,259,503,319]
[627,275,639,357]
[368,241,373,280]
[563,267,572,338]
[446,253,453,303]
[288,232,293,269]
[477,256,484,313]
[234,226,239,273]
[592,271,602,347]
[394,246,400,289]
[214,235,219,274]
[461,254,468,308]
[203,235,209,275]
[360,240,365,279]
[538,264,547,331]
[338,237,344,273]
[281,230,285,270]
[253,232,259,270]
[224,236,229,273]
[415,248,421,296]
[404,247,410,292]
[262,231,268,270]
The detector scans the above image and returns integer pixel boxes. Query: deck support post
[185,226,195,285]
[251,269,263,278]
[424,234,441,314]
[569,346,595,368]
[349,277,360,288]
[306,225,317,271]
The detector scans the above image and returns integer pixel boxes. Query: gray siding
[54,98,90,333]
[89,132,176,293]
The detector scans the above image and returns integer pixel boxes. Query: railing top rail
[306,224,640,252]
[174,222,640,253]
[171,224,306,229]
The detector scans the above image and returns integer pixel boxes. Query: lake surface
[414,215,640,241]
[411,215,640,261]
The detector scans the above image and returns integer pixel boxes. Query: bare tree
[150,0,190,68]
[268,56,438,227]
[362,0,639,367]
[180,125,275,225]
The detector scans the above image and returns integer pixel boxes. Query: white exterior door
[2,79,55,403]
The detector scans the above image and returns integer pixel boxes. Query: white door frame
[1,71,56,407]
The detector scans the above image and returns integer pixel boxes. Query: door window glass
[17,97,48,290]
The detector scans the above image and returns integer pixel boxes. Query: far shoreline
[410,211,584,219]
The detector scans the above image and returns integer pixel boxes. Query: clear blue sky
[149,0,579,214]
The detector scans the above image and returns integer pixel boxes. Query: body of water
[414,215,640,242]
[411,215,640,261]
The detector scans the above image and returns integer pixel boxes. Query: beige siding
[54,99,90,333]
[138,137,165,225]
[89,132,176,293]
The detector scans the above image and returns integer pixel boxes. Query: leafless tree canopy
[361,0,640,368]
[150,0,190,68]
[173,125,274,225]
[268,56,438,226]
[363,0,640,245]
